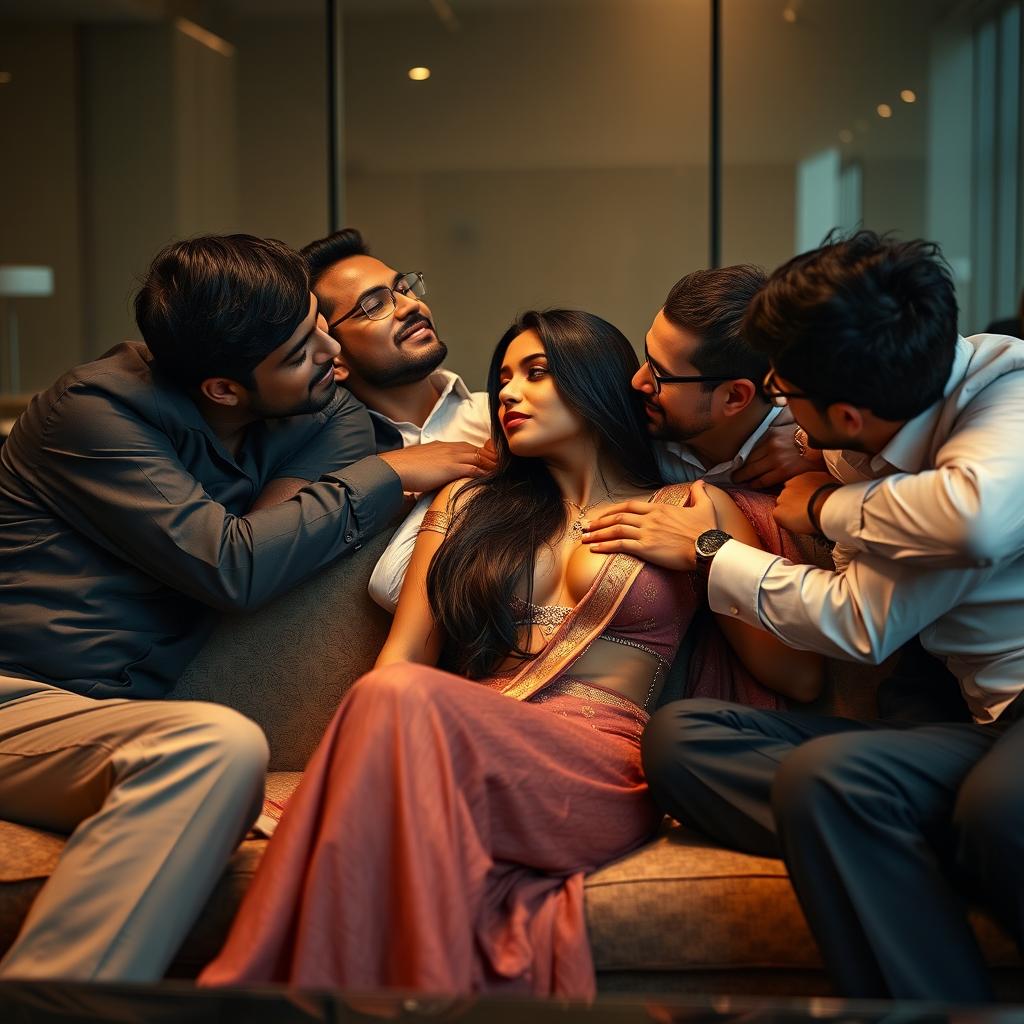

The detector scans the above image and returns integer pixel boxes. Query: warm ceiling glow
[900,89,917,103]
[876,103,893,118]
[0,72,11,85]
[175,17,235,57]
[838,129,854,144]
[408,67,431,81]
[782,7,797,23]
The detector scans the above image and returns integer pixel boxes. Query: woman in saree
[200,309,822,998]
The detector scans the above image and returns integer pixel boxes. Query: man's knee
[642,699,740,797]
[152,701,269,787]
[772,732,876,825]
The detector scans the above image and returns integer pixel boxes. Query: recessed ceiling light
[876,103,893,118]
[408,67,431,82]
[900,89,917,103]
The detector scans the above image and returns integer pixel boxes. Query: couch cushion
[170,531,397,771]
[583,818,1022,973]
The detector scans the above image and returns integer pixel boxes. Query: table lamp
[0,265,55,393]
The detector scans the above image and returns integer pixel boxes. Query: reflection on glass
[722,0,1024,335]
[0,1,327,393]
[342,0,711,388]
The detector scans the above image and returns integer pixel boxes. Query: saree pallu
[199,665,661,997]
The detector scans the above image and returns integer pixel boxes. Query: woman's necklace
[563,496,608,543]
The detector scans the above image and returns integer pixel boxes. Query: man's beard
[357,324,449,389]
[644,395,715,443]
[248,369,338,420]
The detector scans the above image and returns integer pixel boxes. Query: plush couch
[1,529,1021,996]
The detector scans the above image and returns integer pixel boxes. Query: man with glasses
[301,229,493,611]
[586,231,1024,1001]
[0,234,489,982]
[634,264,823,490]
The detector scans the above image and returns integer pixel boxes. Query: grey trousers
[642,696,1024,1002]
[0,674,268,981]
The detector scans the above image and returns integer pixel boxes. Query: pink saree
[199,487,794,997]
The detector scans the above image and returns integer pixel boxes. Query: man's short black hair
[744,230,959,420]
[135,234,309,389]
[663,264,769,394]
[300,228,371,320]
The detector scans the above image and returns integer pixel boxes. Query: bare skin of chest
[503,495,663,705]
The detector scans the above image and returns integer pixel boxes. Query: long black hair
[426,309,662,679]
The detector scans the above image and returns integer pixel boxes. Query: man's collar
[367,368,472,430]
[870,335,971,474]
[665,405,782,470]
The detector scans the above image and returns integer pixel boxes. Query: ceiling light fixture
[876,103,893,118]
[900,89,917,103]
[408,67,431,82]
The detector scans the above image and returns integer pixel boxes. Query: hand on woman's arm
[705,486,824,703]
[373,481,463,669]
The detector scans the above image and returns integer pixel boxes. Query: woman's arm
[374,480,466,669]
[705,486,825,703]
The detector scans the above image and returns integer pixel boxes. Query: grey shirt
[0,342,403,699]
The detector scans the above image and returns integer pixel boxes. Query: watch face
[696,529,732,558]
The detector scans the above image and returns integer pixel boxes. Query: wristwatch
[695,529,732,578]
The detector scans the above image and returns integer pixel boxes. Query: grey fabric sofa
[1,529,1021,996]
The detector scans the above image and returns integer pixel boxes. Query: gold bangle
[418,509,451,536]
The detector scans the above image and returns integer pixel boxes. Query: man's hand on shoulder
[733,418,824,490]
[582,481,721,571]
[773,471,840,535]
[379,439,497,495]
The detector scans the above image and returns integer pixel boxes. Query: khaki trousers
[0,674,268,981]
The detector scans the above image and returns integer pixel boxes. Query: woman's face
[496,330,587,457]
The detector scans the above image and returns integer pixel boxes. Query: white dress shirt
[368,369,491,611]
[708,333,1024,723]
[656,406,784,484]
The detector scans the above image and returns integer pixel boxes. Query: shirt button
[345,531,355,543]
[730,606,739,616]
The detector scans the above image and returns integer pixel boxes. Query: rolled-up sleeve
[32,388,403,611]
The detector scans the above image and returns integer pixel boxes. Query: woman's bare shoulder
[429,477,479,515]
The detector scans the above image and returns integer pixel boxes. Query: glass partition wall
[0,0,328,394]
[721,0,1023,336]
[340,0,711,387]
[1,0,1020,393]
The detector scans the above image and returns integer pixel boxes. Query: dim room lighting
[900,89,917,103]
[782,6,797,23]
[876,103,893,118]
[0,72,12,85]
[408,67,431,81]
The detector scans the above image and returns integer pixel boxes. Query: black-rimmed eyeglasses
[644,347,735,396]
[329,272,426,330]
[762,367,811,407]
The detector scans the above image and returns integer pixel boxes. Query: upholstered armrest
[171,528,397,771]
